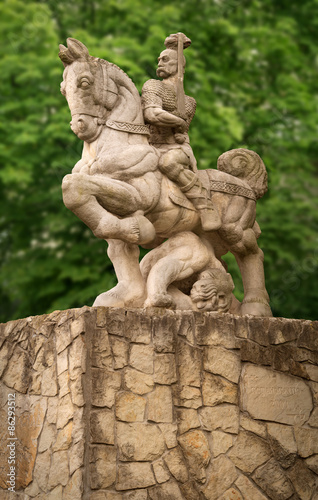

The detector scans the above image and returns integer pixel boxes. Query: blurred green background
[1,0,318,322]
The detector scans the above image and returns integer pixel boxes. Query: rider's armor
[141,79,221,231]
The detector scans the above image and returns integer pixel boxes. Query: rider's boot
[180,176,221,231]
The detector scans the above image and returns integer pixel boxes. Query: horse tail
[217,148,268,200]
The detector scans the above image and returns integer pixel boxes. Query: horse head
[59,38,118,143]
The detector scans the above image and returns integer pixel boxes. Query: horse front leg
[62,173,155,245]
[93,240,146,308]
[230,228,272,316]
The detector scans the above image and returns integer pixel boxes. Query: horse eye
[79,78,90,89]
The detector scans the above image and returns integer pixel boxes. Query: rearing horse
[59,38,272,316]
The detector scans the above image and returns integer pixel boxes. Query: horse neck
[107,63,144,124]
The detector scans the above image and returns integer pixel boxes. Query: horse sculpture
[59,38,272,317]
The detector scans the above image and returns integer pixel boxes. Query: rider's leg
[62,173,155,244]
[159,149,221,231]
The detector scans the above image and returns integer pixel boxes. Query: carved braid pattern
[210,181,256,201]
[106,120,150,135]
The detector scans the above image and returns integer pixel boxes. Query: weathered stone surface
[90,409,115,444]
[91,329,112,368]
[153,459,170,483]
[124,311,151,344]
[202,372,238,406]
[294,426,318,457]
[179,312,195,345]
[124,491,148,500]
[240,414,266,438]
[304,363,318,382]
[148,385,173,423]
[58,370,70,398]
[92,368,121,407]
[152,314,178,353]
[89,445,116,489]
[38,421,56,453]
[178,429,211,483]
[235,475,268,500]
[72,407,84,443]
[115,391,146,422]
[159,423,178,449]
[2,348,30,393]
[69,440,84,475]
[56,393,74,429]
[228,431,271,473]
[148,480,184,500]
[253,458,294,500]
[267,422,297,468]
[117,422,165,461]
[47,485,63,499]
[69,335,86,380]
[180,480,201,500]
[196,315,237,348]
[287,460,316,500]
[177,408,200,434]
[48,450,69,488]
[176,385,202,409]
[308,407,318,427]
[90,492,122,500]
[310,381,318,405]
[306,455,318,474]
[53,420,73,451]
[200,405,239,434]
[55,319,72,354]
[129,344,154,374]
[154,353,177,384]
[239,339,271,366]
[241,364,312,425]
[70,375,84,406]
[47,396,58,424]
[178,340,201,387]
[202,455,238,500]
[124,368,154,395]
[63,469,83,500]
[33,450,51,491]
[212,431,233,457]
[219,488,243,500]
[164,446,189,483]
[204,346,240,383]
[111,337,129,369]
[41,364,58,396]
[298,320,318,351]
[116,462,155,490]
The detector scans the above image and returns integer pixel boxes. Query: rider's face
[157,49,178,79]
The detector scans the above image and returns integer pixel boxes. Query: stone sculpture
[59,34,272,316]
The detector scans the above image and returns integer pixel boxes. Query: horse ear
[66,38,90,61]
[59,44,71,67]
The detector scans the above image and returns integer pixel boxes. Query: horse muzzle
[70,113,102,142]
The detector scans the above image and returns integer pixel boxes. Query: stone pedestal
[0,307,317,499]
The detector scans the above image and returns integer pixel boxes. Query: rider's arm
[144,106,187,132]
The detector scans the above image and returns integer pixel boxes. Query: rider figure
[141,33,221,231]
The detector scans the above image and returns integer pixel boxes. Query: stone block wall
[0,307,317,499]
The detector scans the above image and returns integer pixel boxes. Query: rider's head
[157,49,185,79]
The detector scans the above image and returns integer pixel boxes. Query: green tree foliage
[1,0,318,321]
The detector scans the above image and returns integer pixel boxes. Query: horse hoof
[241,300,272,317]
[145,293,175,309]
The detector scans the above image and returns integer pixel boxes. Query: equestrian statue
[58,34,272,317]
